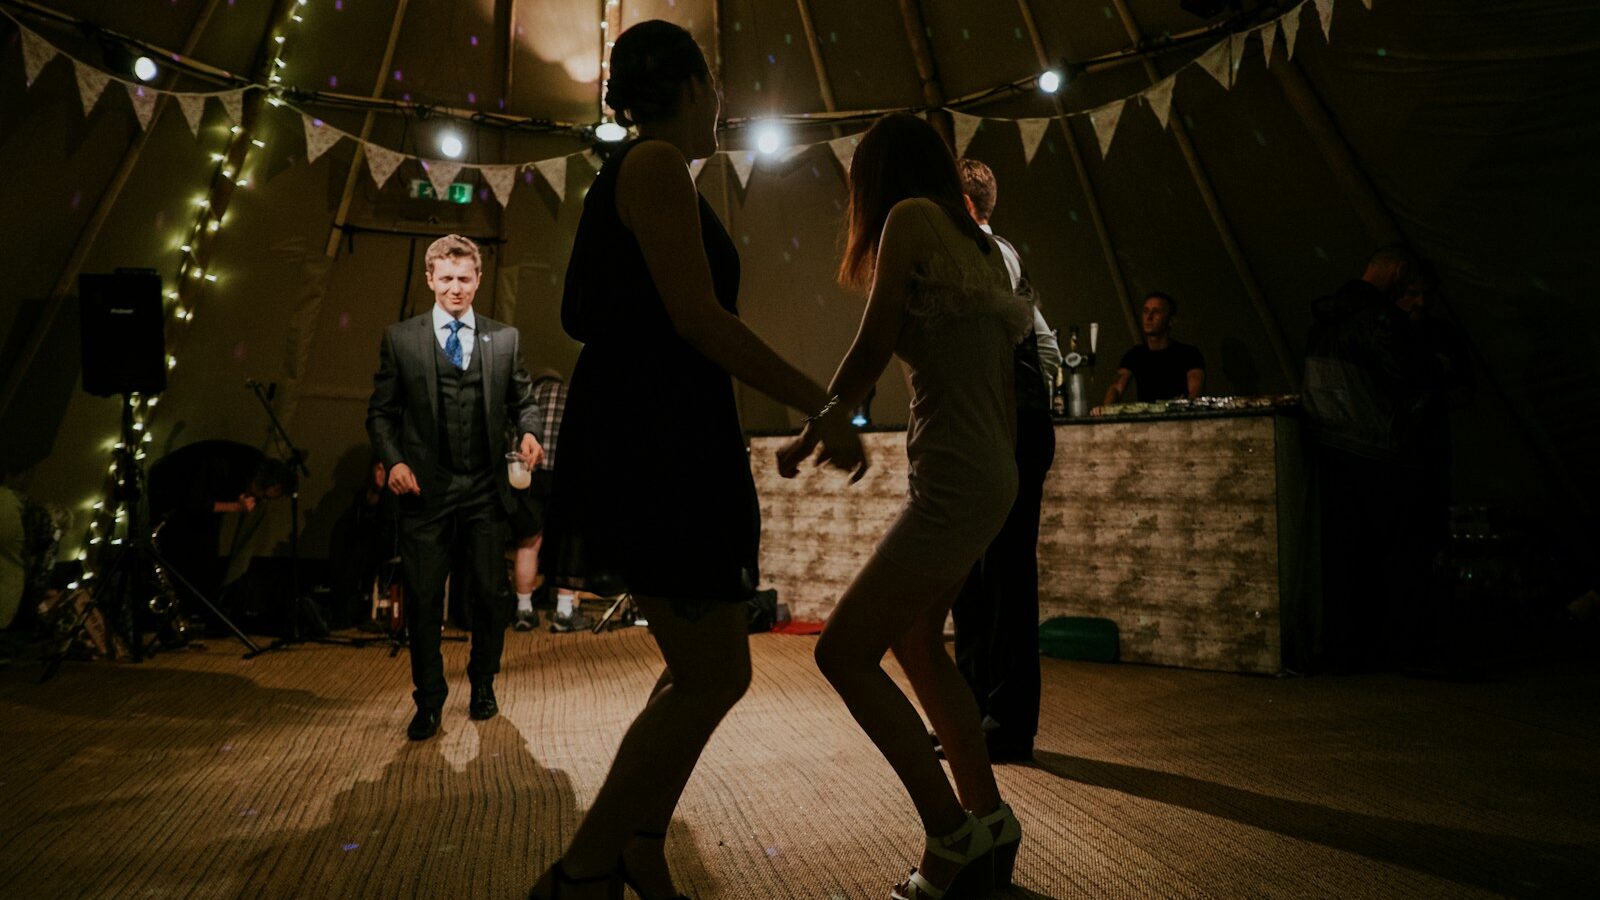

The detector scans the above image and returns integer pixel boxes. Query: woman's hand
[776,415,869,482]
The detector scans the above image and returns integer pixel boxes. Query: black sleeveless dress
[543,140,759,604]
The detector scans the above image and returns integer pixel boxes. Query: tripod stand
[241,380,371,659]
[42,396,261,681]
[591,592,643,632]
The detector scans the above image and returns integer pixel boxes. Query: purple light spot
[403,93,411,102]
[468,92,477,104]
[393,69,403,82]
[765,846,779,858]
[338,312,350,330]
[335,0,342,9]
[342,843,359,852]
[478,187,490,201]
[470,35,479,47]
[497,98,506,109]
[523,171,534,183]
[329,75,339,88]
[768,54,776,64]
[313,118,323,128]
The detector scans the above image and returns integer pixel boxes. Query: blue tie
[444,320,465,370]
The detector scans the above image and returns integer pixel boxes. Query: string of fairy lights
[71,0,313,583]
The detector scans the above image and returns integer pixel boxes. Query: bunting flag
[481,165,518,207]
[20,27,57,87]
[828,134,858,174]
[1315,0,1335,40]
[1261,19,1280,64]
[1283,4,1303,58]
[534,155,568,201]
[1360,0,1373,7]
[1146,76,1177,130]
[1230,32,1249,82]
[365,142,404,189]
[302,114,342,164]
[125,83,157,130]
[728,151,756,189]
[1089,99,1125,158]
[424,159,462,199]
[73,60,111,116]
[688,157,706,183]
[219,89,244,124]
[177,94,207,135]
[951,110,982,159]
[1196,39,1232,90]
[1017,118,1050,165]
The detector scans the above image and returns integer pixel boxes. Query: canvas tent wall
[1,0,1596,566]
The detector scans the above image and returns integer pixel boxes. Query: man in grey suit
[367,234,545,740]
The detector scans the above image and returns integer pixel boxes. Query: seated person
[1103,292,1205,404]
[327,459,397,631]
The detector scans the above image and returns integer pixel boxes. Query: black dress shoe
[469,682,498,720]
[407,708,441,741]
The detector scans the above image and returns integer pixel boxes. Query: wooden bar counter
[748,409,1314,675]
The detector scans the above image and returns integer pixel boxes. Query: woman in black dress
[531,20,864,900]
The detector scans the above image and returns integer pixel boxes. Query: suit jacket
[366,312,543,513]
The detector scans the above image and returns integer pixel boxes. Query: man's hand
[237,493,258,514]
[519,433,545,470]
[387,462,422,495]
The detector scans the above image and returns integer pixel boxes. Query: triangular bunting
[73,61,111,116]
[480,165,517,207]
[1017,118,1050,165]
[220,89,244,124]
[687,157,706,183]
[1145,76,1176,130]
[20,27,57,87]
[302,114,342,164]
[729,151,756,189]
[1229,32,1249,82]
[828,135,858,174]
[125,83,157,130]
[534,155,568,202]
[1089,99,1125,159]
[1195,39,1232,90]
[1261,20,1279,64]
[951,110,982,159]
[1360,0,1372,7]
[1283,5,1303,58]
[1315,0,1335,40]
[177,94,207,135]
[424,160,462,199]
[365,143,404,189]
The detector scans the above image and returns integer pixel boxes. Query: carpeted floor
[2,625,1597,899]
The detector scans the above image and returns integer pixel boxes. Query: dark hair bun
[605,20,708,127]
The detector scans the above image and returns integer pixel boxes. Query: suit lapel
[477,317,498,434]
[412,315,439,426]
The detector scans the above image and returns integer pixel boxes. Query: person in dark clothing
[326,459,397,631]
[1303,245,1453,671]
[147,440,290,612]
[1104,292,1205,403]
[367,233,546,741]
[946,157,1057,764]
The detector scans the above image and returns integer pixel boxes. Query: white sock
[516,591,533,613]
[556,592,575,617]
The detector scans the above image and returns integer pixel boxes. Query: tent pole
[892,0,953,147]
[0,0,223,421]
[323,0,412,258]
[793,0,842,139]
[1107,0,1299,389]
[1269,58,1404,246]
[1015,0,1139,345]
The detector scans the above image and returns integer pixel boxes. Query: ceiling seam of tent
[1108,0,1298,390]
[324,0,413,258]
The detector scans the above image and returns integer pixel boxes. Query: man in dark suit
[367,234,545,740]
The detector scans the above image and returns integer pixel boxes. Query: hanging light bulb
[754,121,786,155]
[439,132,465,159]
[594,120,628,143]
[134,56,159,82]
[1037,69,1063,94]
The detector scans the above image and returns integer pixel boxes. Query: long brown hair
[839,113,990,289]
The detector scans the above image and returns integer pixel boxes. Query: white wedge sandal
[889,811,996,899]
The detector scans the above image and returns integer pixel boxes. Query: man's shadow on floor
[1031,751,1597,898]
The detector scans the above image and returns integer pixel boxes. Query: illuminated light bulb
[195,197,210,207]
[211,153,225,161]
[594,121,627,142]
[132,422,144,431]
[1037,69,1063,94]
[191,269,203,279]
[274,58,287,69]
[268,97,283,107]
[231,126,242,134]
[93,501,103,510]
[184,310,195,322]
[269,74,282,83]
[208,220,220,232]
[204,273,218,282]
[274,35,285,44]
[180,244,192,253]
[90,537,102,545]
[147,397,160,407]
[167,356,178,369]
[754,121,785,155]
[252,139,266,148]
[134,57,158,82]
[143,433,153,443]
[67,581,80,590]
[237,178,249,187]
[223,168,234,178]
[439,132,465,158]
[292,14,303,22]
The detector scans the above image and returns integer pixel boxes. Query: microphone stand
[242,380,371,658]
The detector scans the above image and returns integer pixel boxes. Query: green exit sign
[409,180,473,204]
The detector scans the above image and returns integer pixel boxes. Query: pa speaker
[79,269,166,397]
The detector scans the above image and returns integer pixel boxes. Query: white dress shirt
[431,304,477,369]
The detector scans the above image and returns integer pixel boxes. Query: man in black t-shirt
[1104,292,1205,403]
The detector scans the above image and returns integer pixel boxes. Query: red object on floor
[771,620,825,635]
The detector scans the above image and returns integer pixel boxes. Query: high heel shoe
[619,830,689,900]
[528,860,623,900]
[978,802,1022,888]
[889,811,995,899]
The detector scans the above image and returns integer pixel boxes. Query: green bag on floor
[1039,616,1119,662]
